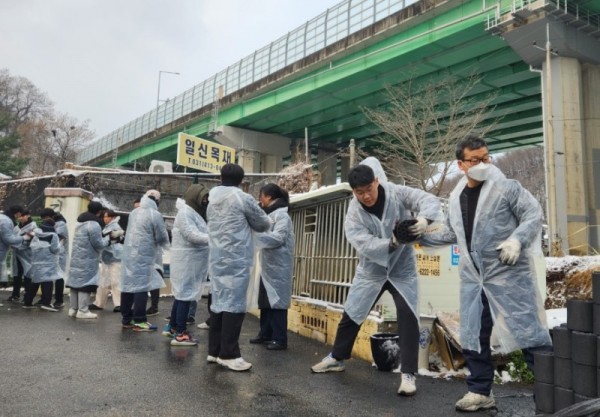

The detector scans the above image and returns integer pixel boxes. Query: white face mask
[467,163,491,182]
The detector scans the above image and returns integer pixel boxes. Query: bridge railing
[78,0,422,165]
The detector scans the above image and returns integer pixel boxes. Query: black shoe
[34,299,43,306]
[186,317,195,325]
[53,302,64,309]
[113,306,121,313]
[89,304,103,311]
[6,295,20,302]
[146,307,159,316]
[249,336,270,344]
[266,341,287,351]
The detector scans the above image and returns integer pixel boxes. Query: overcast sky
[1,0,336,139]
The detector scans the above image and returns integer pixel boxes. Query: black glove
[393,218,419,244]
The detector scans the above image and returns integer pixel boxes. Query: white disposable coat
[67,219,109,288]
[99,218,123,288]
[10,221,36,278]
[208,186,271,313]
[421,165,551,353]
[54,219,69,271]
[29,229,63,283]
[120,196,170,293]
[254,206,295,309]
[343,158,442,324]
[170,199,209,301]
[1,214,24,282]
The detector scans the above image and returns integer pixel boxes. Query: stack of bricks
[533,271,600,414]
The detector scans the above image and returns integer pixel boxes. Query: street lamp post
[156,70,180,129]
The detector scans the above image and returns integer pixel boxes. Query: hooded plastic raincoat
[54,217,69,271]
[29,229,63,283]
[254,206,295,309]
[343,158,442,325]
[10,221,36,278]
[421,164,551,353]
[1,213,24,281]
[170,195,209,301]
[67,213,110,288]
[120,195,170,293]
[208,186,271,313]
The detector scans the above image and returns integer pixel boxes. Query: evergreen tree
[0,110,28,177]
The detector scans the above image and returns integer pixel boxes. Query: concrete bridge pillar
[582,63,600,251]
[543,57,600,254]
[216,126,291,174]
[317,145,338,186]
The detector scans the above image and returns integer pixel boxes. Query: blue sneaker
[161,323,176,338]
[133,322,157,332]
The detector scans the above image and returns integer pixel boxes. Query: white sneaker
[455,392,495,411]
[75,311,98,319]
[311,353,345,373]
[397,373,417,396]
[207,355,218,363]
[197,322,210,330]
[217,357,252,371]
[68,308,77,317]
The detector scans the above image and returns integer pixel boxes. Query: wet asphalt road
[0,295,538,417]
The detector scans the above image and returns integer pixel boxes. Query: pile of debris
[545,256,600,309]
[276,161,315,194]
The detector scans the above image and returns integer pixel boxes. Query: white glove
[496,238,521,265]
[110,230,124,239]
[22,234,32,241]
[408,217,428,237]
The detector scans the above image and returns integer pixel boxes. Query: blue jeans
[169,299,191,333]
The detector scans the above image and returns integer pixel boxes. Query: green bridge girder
[103,0,555,169]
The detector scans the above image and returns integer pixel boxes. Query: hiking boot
[207,355,218,364]
[68,308,77,317]
[311,353,345,373]
[161,323,176,338]
[76,311,98,319]
[146,307,159,317]
[397,373,417,396]
[89,304,103,311]
[40,304,59,312]
[197,322,210,330]
[170,331,199,346]
[217,357,252,371]
[133,322,157,332]
[455,392,495,412]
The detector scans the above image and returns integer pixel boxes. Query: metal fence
[78,0,420,164]
[290,194,357,307]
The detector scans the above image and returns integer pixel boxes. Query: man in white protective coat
[120,190,169,332]
[420,135,552,412]
[1,206,26,304]
[207,163,271,371]
[311,157,442,398]
[163,184,210,346]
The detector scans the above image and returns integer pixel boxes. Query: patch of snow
[546,308,567,328]
[546,256,600,274]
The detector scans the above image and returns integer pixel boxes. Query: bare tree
[361,72,499,195]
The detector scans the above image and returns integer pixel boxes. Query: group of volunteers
[0,134,552,412]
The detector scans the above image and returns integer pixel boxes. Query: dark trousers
[24,281,53,306]
[258,308,288,346]
[54,279,64,304]
[208,311,245,359]
[149,288,160,309]
[462,291,552,396]
[22,277,33,304]
[169,299,191,333]
[121,292,148,324]
[11,260,24,298]
[331,281,419,374]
